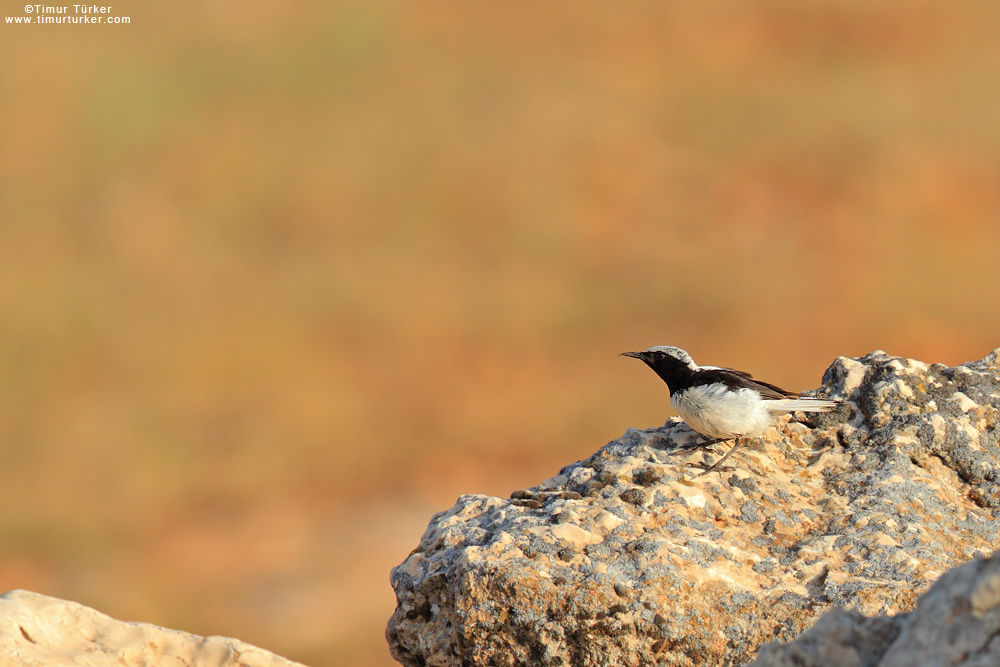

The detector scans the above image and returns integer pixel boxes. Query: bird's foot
[668,437,730,456]
[694,438,745,476]
[685,461,738,474]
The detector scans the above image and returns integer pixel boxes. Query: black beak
[620,351,647,360]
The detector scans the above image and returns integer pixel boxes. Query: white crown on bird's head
[639,346,697,370]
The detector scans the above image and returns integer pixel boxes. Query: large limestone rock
[751,551,1000,667]
[386,349,1000,666]
[0,590,306,667]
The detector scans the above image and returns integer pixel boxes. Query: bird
[621,346,841,474]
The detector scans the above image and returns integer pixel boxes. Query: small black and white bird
[622,346,841,474]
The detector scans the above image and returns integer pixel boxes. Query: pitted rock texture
[752,551,1000,667]
[0,590,306,667]
[386,349,1000,667]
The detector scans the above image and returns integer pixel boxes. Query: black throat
[643,356,695,396]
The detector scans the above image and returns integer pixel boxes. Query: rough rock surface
[386,349,1000,667]
[0,590,306,667]
[752,551,1000,667]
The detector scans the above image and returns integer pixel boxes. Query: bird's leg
[668,437,729,456]
[695,437,744,476]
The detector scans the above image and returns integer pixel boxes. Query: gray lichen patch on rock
[386,349,1000,667]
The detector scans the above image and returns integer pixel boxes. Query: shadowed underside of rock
[386,349,1000,667]
[0,590,306,667]
[752,552,1000,667]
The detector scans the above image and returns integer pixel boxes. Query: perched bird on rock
[622,346,841,474]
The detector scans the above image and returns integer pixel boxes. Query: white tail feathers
[764,399,841,414]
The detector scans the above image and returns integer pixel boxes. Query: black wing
[687,367,800,400]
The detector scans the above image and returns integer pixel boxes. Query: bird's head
[620,346,698,372]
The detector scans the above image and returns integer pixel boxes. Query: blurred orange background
[2,1,1000,665]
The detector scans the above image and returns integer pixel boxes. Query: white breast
[670,383,774,439]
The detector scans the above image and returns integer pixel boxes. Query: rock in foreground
[0,590,306,667]
[752,552,1000,667]
[386,349,1000,667]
